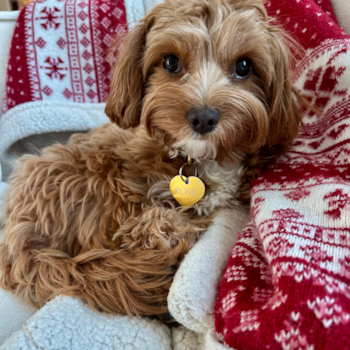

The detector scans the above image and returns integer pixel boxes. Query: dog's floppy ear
[105,16,154,129]
[265,29,302,147]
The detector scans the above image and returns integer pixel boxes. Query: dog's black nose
[187,108,220,134]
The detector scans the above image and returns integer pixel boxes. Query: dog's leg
[0,161,211,318]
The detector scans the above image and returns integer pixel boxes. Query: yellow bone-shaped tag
[169,175,205,207]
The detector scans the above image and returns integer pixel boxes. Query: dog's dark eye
[163,54,182,74]
[230,57,252,80]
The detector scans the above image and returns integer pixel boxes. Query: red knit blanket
[215,1,350,349]
[3,0,126,114]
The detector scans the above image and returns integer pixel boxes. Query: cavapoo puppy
[0,0,301,318]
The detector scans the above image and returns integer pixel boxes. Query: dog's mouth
[171,139,218,161]
[169,133,246,166]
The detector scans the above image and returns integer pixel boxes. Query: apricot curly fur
[0,125,212,316]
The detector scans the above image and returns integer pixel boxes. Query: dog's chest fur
[150,157,243,217]
[116,126,244,216]
[194,159,243,216]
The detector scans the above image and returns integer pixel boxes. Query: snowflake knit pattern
[2,0,126,114]
[215,0,350,349]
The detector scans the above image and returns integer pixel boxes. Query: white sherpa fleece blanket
[0,296,172,350]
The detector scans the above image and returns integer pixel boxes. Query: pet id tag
[170,159,205,207]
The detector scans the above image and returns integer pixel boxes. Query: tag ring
[179,162,198,184]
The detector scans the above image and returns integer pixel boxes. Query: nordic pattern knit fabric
[215,0,350,349]
[2,0,126,114]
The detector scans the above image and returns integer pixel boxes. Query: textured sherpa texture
[168,208,249,334]
[0,102,108,159]
[0,290,36,347]
[172,326,205,350]
[0,101,109,180]
[203,331,231,350]
[0,296,172,350]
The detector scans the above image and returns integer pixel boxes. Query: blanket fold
[168,208,249,334]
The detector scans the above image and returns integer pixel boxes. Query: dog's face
[105,0,301,164]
